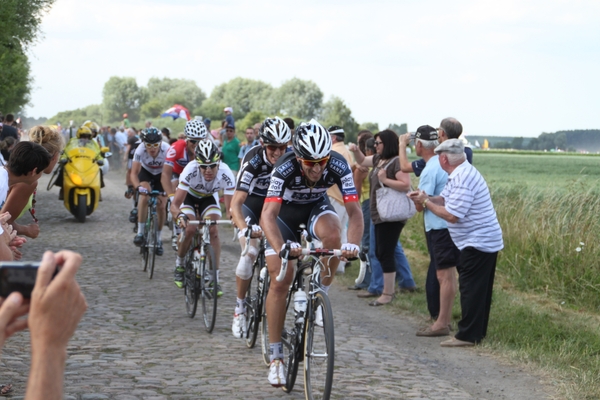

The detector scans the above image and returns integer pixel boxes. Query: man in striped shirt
[409,139,503,347]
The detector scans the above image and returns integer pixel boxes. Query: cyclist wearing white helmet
[230,117,291,339]
[170,140,235,293]
[260,119,363,387]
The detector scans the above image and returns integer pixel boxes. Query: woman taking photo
[350,129,415,306]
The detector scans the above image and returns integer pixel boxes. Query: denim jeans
[367,222,416,294]
[357,199,372,288]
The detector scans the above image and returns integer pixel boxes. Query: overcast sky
[25,0,600,137]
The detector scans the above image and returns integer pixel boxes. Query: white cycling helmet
[292,119,331,160]
[195,139,221,164]
[184,119,208,140]
[260,117,291,145]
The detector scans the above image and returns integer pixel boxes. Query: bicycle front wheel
[147,214,157,279]
[141,230,149,272]
[200,245,218,333]
[304,291,335,400]
[184,251,199,318]
[260,272,271,365]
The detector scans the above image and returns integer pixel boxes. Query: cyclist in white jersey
[230,117,291,339]
[131,128,170,255]
[171,140,235,294]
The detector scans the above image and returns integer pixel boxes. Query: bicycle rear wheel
[304,291,335,400]
[141,229,149,272]
[260,272,271,365]
[184,250,199,318]
[201,245,218,333]
[147,214,157,279]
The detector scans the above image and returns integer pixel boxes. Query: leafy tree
[194,98,226,125]
[321,96,359,143]
[388,123,408,135]
[275,78,323,120]
[238,111,267,132]
[510,137,524,150]
[527,138,539,150]
[359,122,379,133]
[140,98,164,120]
[0,0,57,112]
[145,77,206,116]
[46,104,104,127]
[554,132,567,150]
[102,77,146,122]
[209,77,274,120]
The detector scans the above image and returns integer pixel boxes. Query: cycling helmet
[195,140,221,164]
[76,126,93,139]
[292,119,331,160]
[260,117,291,145]
[141,127,162,144]
[184,119,208,140]
[82,120,100,137]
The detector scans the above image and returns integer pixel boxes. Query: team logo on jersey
[222,173,233,187]
[166,147,177,158]
[250,155,261,169]
[295,176,301,185]
[329,158,346,175]
[277,160,294,178]
[341,174,354,189]
[269,177,284,192]
[239,183,250,190]
[262,165,268,171]
[147,160,163,167]
[240,171,253,185]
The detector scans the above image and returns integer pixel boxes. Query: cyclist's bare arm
[130,161,142,188]
[160,164,175,196]
[260,201,285,255]
[223,193,233,220]
[344,200,364,259]
[231,190,249,230]
[170,188,187,218]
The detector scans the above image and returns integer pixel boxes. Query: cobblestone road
[0,170,554,399]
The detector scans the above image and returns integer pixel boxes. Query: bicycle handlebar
[241,225,264,256]
[276,246,343,282]
[188,219,232,226]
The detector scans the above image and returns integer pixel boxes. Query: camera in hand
[0,262,54,298]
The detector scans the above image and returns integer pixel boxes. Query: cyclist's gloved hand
[341,243,360,260]
[169,195,174,203]
[279,241,301,260]
[240,224,262,239]
[177,213,189,228]
[138,186,149,194]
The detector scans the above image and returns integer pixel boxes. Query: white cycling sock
[235,297,245,315]
[269,342,283,362]
[138,223,145,235]
[216,270,220,282]
[176,256,183,267]
[322,284,331,295]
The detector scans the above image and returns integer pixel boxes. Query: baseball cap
[434,138,464,155]
[415,125,438,141]
[223,107,233,113]
[204,118,211,125]
[328,125,345,139]
[226,123,235,129]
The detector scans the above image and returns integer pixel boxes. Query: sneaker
[129,208,138,223]
[232,313,247,339]
[208,282,224,297]
[268,359,286,387]
[171,234,178,251]
[155,242,163,256]
[133,233,144,247]
[174,266,184,288]
[315,305,323,327]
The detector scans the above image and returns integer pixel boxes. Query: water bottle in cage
[293,290,307,324]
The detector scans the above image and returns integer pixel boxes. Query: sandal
[0,384,13,396]
[369,293,395,307]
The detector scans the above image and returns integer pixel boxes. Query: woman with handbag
[349,129,415,306]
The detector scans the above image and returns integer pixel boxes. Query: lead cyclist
[230,117,291,339]
[260,119,363,387]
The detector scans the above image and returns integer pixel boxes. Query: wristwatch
[423,198,429,208]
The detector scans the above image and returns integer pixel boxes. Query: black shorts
[426,229,461,270]
[242,195,265,226]
[138,168,164,192]
[180,193,221,219]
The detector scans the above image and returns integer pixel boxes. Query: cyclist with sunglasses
[230,117,291,339]
[161,120,208,249]
[260,119,364,387]
[170,140,235,291]
[131,128,170,255]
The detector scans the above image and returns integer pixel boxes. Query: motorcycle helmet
[292,119,331,160]
[260,117,291,145]
[76,126,93,139]
[141,127,162,144]
[83,120,100,137]
[195,140,221,164]
[184,119,208,140]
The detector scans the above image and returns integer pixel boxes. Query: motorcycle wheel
[76,194,87,223]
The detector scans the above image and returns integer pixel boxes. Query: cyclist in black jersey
[260,119,363,387]
[230,117,291,339]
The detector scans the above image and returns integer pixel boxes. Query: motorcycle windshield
[65,146,100,185]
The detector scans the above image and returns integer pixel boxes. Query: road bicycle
[140,190,164,279]
[277,244,341,400]
[181,218,231,333]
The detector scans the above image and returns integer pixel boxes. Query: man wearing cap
[221,124,240,176]
[223,107,235,128]
[326,125,354,274]
[409,126,460,338]
[409,139,503,347]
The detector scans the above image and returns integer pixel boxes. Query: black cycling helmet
[260,117,291,145]
[141,127,162,144]
[292,119,331,160]
[195,140,221,164]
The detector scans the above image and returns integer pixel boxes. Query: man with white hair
[409,139,503,347]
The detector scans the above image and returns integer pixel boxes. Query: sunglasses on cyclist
[298,156,329,168]
[187,139,199,144]
[145,142,160,148]
[199,163,219,170]
[266,144,287,152]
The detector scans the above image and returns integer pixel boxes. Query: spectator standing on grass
[238,126,261,164]
[221,124,240,177]
[406,125,459,338]
[409,139,503,347]
[326,126,354,274]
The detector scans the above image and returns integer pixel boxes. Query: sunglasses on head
[299,156,329,168]
[199,163,218,170]
[145,142,160,148]
[266,144,287,152]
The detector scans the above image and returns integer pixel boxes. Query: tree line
[484,130,600,153]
